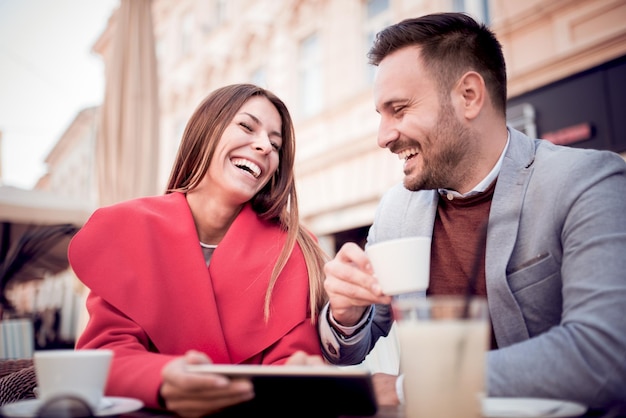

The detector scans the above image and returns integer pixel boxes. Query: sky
[0,0,120,189]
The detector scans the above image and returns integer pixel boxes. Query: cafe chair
[0,358,37,406]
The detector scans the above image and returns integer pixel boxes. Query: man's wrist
[328,305,373,340]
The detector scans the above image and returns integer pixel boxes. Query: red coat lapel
[69,193,311,364]
[69,192,231,362]
[210,205,310,363]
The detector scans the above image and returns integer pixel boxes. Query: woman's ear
[454,71,485,121]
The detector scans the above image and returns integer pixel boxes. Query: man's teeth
[398,148,419,160]
[232,158,261,178]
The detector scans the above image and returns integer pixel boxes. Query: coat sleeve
[76,293,177,408]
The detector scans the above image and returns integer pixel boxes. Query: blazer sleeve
[487,148,626,408]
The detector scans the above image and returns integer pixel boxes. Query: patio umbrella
[0,185,92,226]
[97,0,159,207]
[0,185,93,313]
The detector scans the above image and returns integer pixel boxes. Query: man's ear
[454,71,485,120]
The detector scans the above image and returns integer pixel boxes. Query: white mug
[365,236,431,295]
[33,349,113,411]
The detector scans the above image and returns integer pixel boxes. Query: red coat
[69,192,321,407]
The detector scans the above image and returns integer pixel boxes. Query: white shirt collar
[439,131,510,200]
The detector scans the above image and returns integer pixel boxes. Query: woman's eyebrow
[241,112,282,139]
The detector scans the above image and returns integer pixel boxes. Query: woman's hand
[160,350,254,417]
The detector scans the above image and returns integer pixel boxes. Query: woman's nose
[253,133,272,153]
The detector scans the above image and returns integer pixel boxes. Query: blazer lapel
[486,128,537,345]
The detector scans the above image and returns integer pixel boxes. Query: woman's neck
[186,192,243,245]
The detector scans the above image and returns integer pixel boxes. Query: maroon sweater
[429,180,497,347]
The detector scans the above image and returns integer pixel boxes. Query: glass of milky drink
[392,295,490,418]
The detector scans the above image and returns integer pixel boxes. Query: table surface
[123,404,624,418]
[0,402,620,418]
[123,405,403,418]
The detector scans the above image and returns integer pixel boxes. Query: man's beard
[403,100,475,192]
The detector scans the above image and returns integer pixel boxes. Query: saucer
[483,397,587,418]
[0,396,144,417]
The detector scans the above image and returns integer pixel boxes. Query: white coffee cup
[365,236,431,295]
[33,349,113,411]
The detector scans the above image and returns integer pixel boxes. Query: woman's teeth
[232,158,261,178]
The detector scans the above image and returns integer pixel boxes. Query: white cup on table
[365,236,431,295]
[33,349,113,411]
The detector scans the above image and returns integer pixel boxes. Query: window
[363,0,390,82]
[507,103,537,139]
[180,13,194,56]
[251,67,267,88]
[366,0,389,19]
[202,0,227,33]
[452,0,490,24]
[298,33,323,118]
[216,0,227,23]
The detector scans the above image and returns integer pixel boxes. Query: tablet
[186,364,379,417]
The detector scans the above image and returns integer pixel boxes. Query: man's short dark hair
[368,12,507,115]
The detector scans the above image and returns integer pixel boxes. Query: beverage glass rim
[392,295,489,320]
[366,236,431,249]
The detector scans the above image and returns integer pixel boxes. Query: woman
[69,84,329,416]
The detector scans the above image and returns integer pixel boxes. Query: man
[319,12,626,411]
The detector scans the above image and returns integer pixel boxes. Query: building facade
[35,106,99,204]
[141,0,626,253]
[37,0,626,248]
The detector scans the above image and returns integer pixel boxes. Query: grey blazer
[320,127,626,408]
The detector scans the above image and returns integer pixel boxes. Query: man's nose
[377,118,399,149]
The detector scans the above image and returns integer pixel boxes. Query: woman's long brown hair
[166,84,328,322]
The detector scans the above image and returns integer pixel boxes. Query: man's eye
[392,106,405,114]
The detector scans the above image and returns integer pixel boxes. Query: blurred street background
[1,0,625,365]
